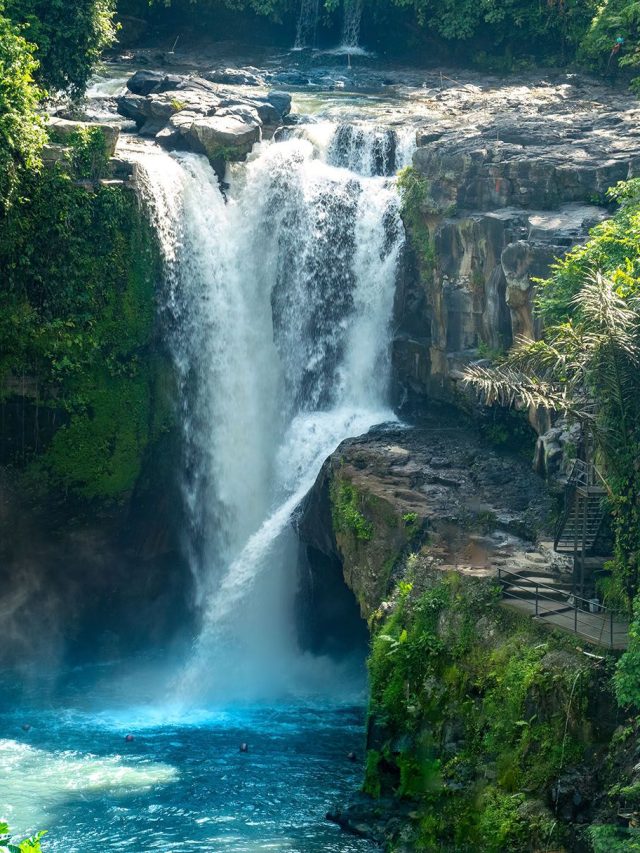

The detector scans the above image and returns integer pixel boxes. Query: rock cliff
[393,74,640,415]
[297,412,634,851]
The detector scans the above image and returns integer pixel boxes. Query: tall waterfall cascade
[130,122,407,702]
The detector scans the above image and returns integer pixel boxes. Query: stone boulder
[186,115,261,162]
[266,91,292,119]
[127,70,166,96]
[118,70,293,171]
[47,118,120,158]
[205,67,262,86]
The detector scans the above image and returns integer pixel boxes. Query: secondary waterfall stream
[130,124,407,701]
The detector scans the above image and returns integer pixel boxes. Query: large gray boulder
[187,115,260,161]
[266,91,292,118]
[127,70,166,96]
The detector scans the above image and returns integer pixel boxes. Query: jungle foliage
[4,0,116,94]
[0,7,44,208]
[0,164,171,501]
[365,572,604,851]
[118,0,640,76]
[0,0,117,206]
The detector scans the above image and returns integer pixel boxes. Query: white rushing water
[129,123,405,702]
[294,0,320,49]
[341,0,364,50]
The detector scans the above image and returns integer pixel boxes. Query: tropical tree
[0,6,45,208]
[463,272,640,601]
[4,0,116,95]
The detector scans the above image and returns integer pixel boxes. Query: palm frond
[461,362,593,421]
[574,272,640,361]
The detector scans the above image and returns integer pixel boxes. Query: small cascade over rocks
[294,0,320,49]
[329,123,396,176]
[129,117,405,702]
[278,122,417,177]
[341,0,364,50]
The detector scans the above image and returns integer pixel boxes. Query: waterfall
[130,125,405,701]
[294,0,320,49]
[341,0,364,49]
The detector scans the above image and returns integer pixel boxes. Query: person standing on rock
[607,36,625,80]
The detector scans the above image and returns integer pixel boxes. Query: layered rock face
[393,75,640,407]
[297,411,553,623]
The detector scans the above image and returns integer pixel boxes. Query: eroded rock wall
[393,76,640,411]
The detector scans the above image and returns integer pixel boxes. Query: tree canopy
[117,0,640,72]
[0,5,44,207]
[5,0,116,94]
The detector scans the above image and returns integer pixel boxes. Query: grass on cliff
[365,570,606,852]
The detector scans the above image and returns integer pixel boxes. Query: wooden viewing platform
[498,567,629,649]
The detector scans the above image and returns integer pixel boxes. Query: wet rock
[116,92,147,124]
[268,70,310,86]
[266,91,292,118]
[205,68,262,86]
[127,69,166,95]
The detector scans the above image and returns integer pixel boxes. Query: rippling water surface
[0,670,374,852]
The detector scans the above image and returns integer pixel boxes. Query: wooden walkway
[499,568,629,650]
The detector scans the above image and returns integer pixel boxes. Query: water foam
[130,121,404,702]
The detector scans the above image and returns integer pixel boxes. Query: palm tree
[463,272,640,599]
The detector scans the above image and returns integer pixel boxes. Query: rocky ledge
[116,69,292,174]
[297,410,558,621]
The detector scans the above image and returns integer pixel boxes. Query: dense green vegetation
[5,0,116,94]
[364,570,614,851]
[0,0,117,206]
[0,158,171,501]
[119,0,640,77]
[0,7,44,208]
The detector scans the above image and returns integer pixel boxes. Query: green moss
[0,165,169,501]
[363,749,382,798]
[397,167,437,280]
[364,572,599,851]
[330,479,374,541]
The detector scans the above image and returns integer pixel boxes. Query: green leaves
[0,9,45,208]
[0,824,47,853]
[4,0,116,95]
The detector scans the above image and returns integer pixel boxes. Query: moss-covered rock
[362,566,618,851]
[0,164,170,502]
[0,162,190,666]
